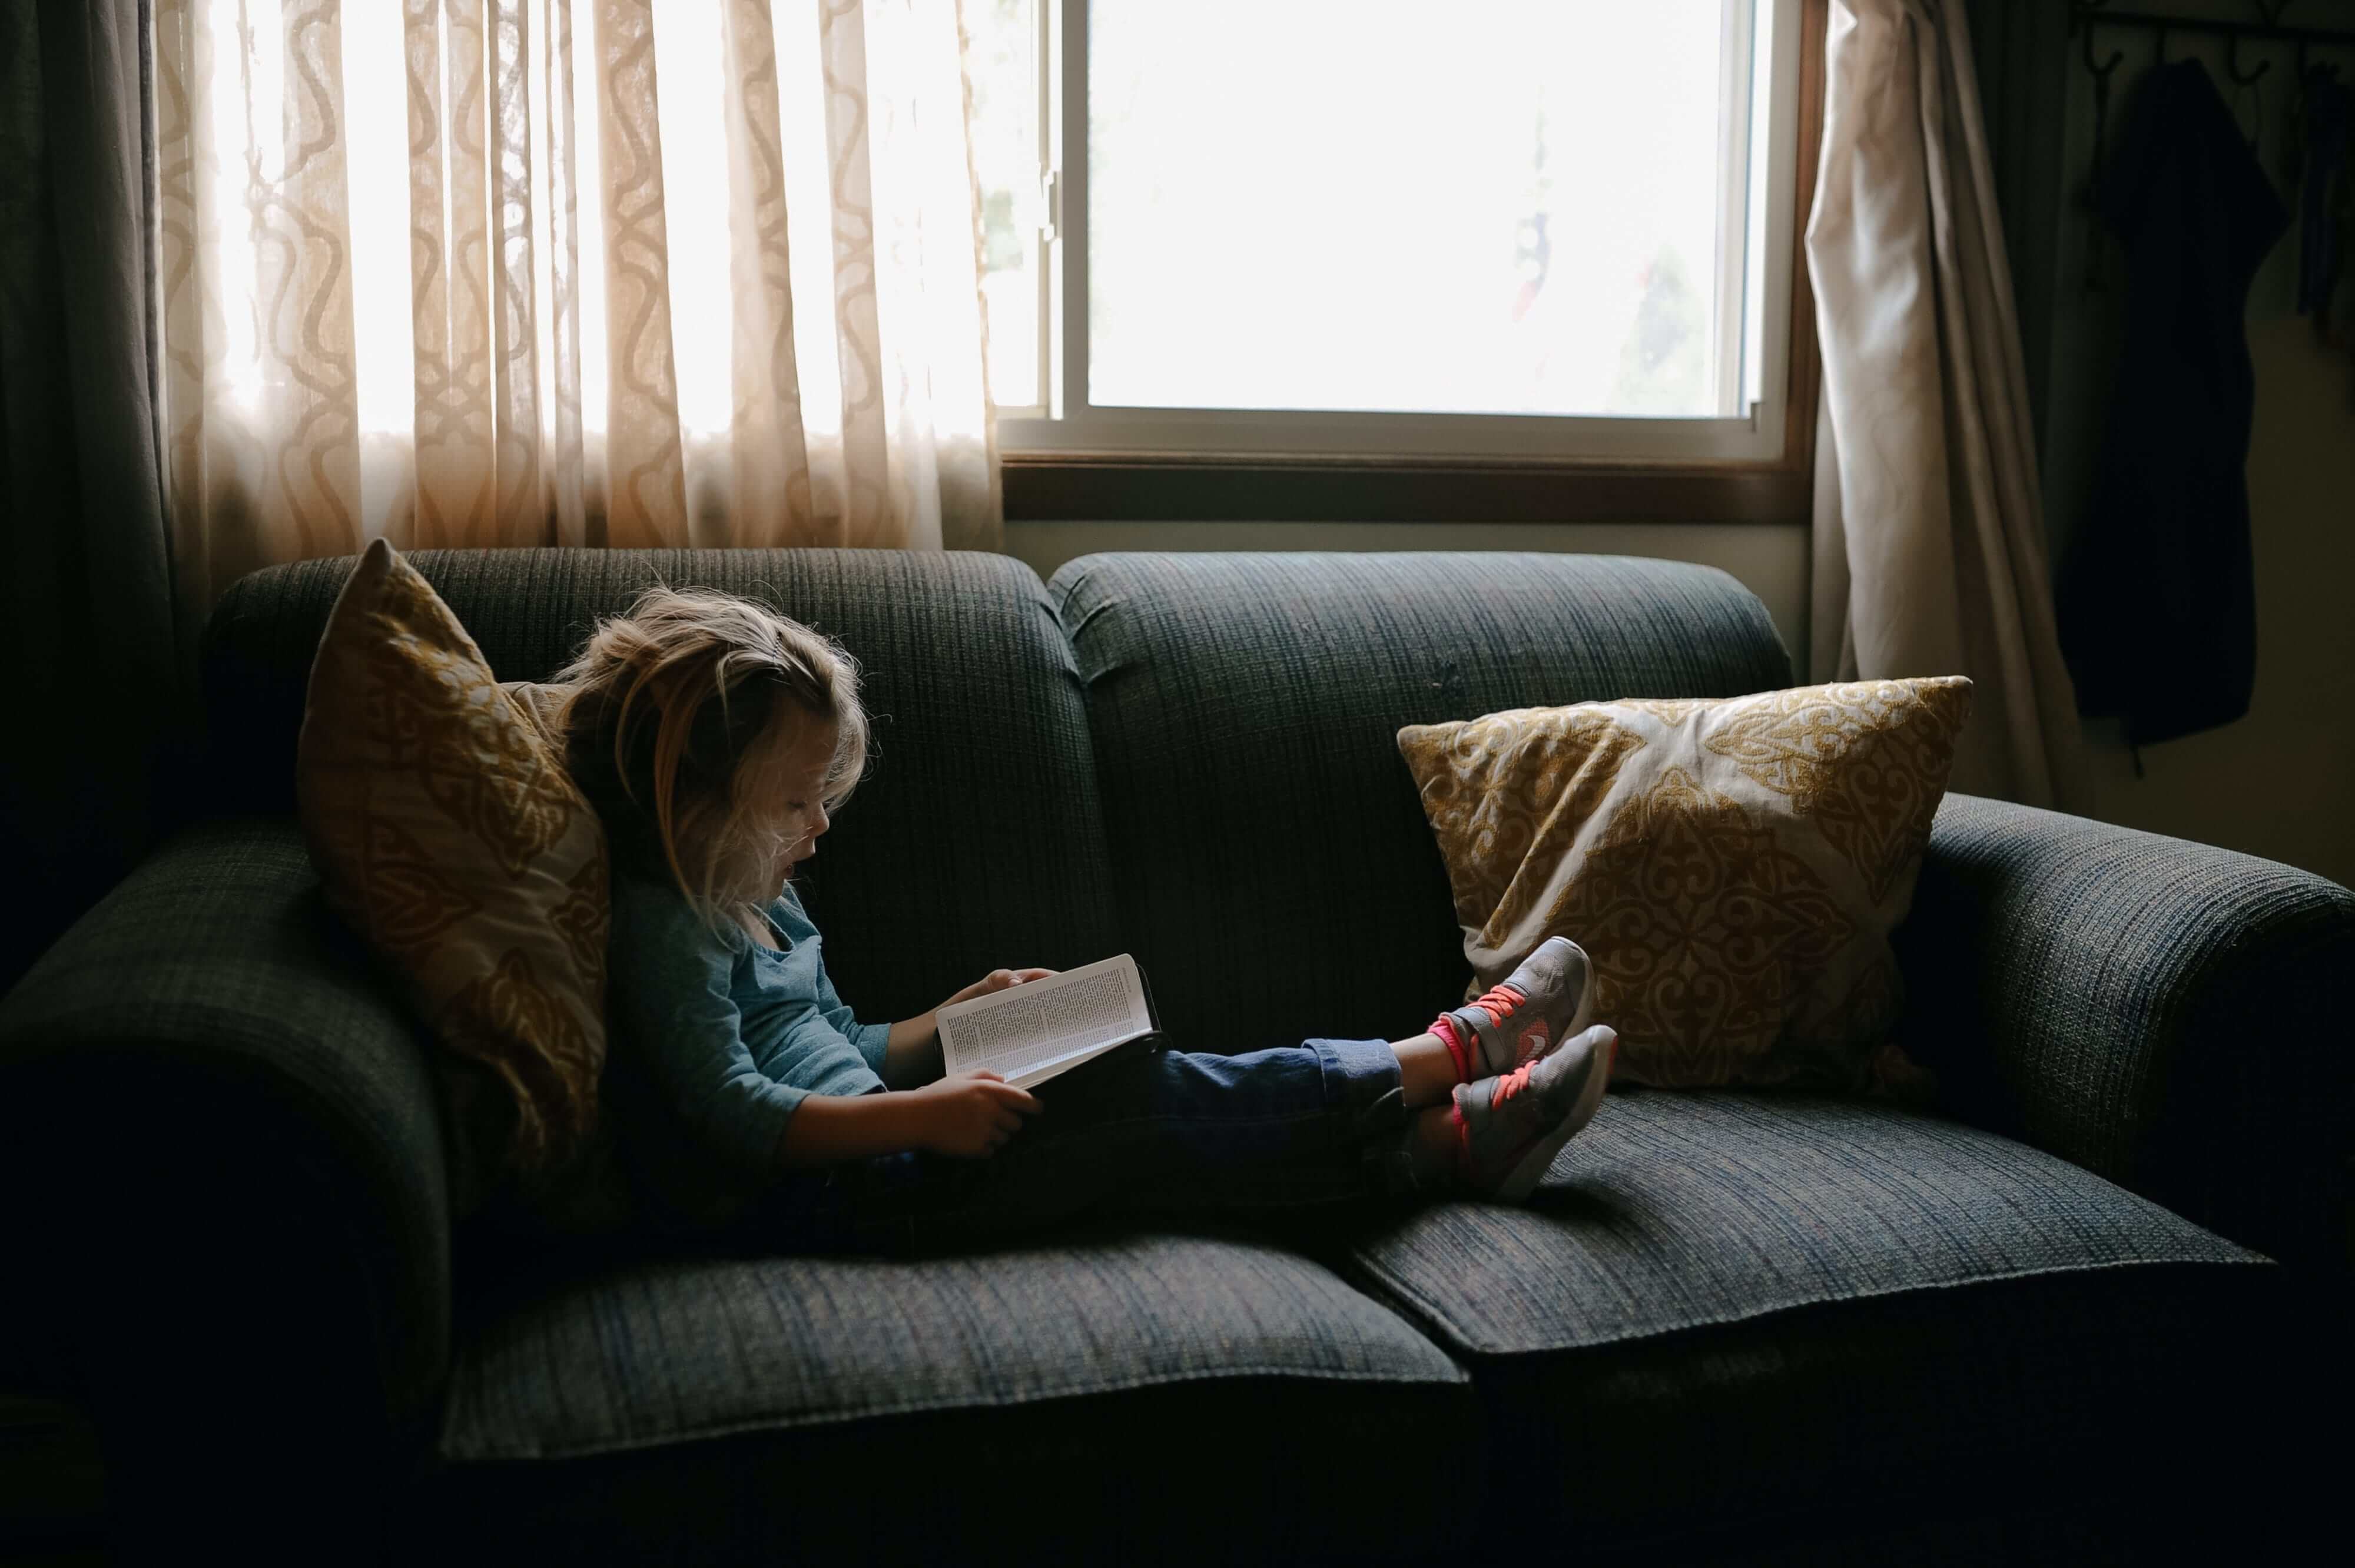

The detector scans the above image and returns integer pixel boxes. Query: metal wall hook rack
[2081,11,2128,289]
[2071,2,2355,293]
[2228,32,2271,84]
[2082,24,2127,81]
[2071,1,2355,59]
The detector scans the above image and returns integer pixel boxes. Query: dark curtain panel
[0,0,187,992]
[1964,0,2071,457]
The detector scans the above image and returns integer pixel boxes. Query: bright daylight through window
[967,0,1801,461]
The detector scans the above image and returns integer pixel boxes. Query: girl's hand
[887,970,1058,1093]
[941,967,1057,1009]
[905,1071,1043,1158]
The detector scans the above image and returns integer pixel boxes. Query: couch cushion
[1338,1088,2282,1554]
[1049,552,1793,1053]
[202,548,1120,1029]
[425,1229,1471,1564]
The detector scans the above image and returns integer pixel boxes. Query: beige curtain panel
[1805,0,2084,808]
[154,0,1001,621]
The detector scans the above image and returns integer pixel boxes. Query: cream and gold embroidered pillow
[1397,679,1972,1090]
[296,539,607,1172]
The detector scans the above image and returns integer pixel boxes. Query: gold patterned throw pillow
[1397,679,1972,1091]
[296,539,607,1172]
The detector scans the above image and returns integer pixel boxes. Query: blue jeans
[744,1039,1418,1254]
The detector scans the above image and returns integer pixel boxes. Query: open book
[936,953,1160,1090]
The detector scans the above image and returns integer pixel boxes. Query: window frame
[997,0,1828,523]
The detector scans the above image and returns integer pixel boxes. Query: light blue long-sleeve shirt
[606,870,892,1205]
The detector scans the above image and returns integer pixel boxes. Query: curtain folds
[1960,0,2068,458]
[153,0,1000,625]
[1,0,185,988]
[1805,0,2083,807]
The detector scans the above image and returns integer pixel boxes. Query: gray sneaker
[1441,937,1594,1080]
[1454,1023,1617,1201]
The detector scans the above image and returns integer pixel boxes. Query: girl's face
[750,714,840,886]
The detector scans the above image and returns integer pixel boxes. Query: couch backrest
[200,548,1124,1023]
[1050,552,1794,1052]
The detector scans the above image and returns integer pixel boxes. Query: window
[965,0,1809,466]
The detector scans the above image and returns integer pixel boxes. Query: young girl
[553,585,1617,1251]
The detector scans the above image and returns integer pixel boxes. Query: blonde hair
[551,585,868,941]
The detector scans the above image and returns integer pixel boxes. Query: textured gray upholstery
[442,1231,1464,1461]
[1345,1088,2261,1357]
[0,820,453,1547]
[1335,1088,2283,1553]
[0,820,452,1430]
[1050,552,1793,1052]
[1900,793,2355,1274]
[1443,1256,2282,1560]
[426,1228,1472,1563]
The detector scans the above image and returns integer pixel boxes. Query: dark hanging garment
[2057,59,2290,748]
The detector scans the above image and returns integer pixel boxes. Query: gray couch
[2,548,2346,1565]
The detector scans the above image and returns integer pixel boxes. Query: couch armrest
[0,820,452,1554]
[1895,794,2354,1276]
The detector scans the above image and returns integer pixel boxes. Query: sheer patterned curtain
[1805,0,2082,807]
[153,0,1000,622]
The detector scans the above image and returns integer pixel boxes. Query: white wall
[1006,520,1813,668]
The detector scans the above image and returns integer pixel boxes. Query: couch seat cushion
[1340,1088,2282,1557]
[1351,1089,2261,1354]
[426,1228,1470,1564]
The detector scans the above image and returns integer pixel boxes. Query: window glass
[1086,0,1737,417]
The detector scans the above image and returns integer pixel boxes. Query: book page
[936,954,1156,1089]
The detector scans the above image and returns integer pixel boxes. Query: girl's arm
[881,1014,943,1089]
[777,1074,1042,1166]
[880,968,1056,1089]
[611,890,824,1178]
